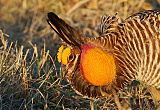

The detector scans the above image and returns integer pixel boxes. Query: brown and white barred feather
[121,10,160,88]
[48,10,160,99]
[69,10,160,98]
[92,10,160,89]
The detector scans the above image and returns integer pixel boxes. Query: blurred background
[0,0,160,109]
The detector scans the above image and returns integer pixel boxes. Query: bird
[47,10,160,105]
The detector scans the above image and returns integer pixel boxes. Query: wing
[99,13,120,36]
[125,10,160,21]
[114,10,160,89]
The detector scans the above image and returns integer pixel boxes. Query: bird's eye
[68,54,75,62]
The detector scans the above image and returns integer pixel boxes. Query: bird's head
[47,12,118,98]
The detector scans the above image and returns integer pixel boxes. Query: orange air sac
[80,44,116,86]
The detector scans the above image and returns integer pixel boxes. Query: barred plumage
[115,10,160,88]
[47,10,160,99]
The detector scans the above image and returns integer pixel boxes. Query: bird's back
[114,10,160,89]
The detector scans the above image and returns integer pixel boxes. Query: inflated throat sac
[80,44,116,86]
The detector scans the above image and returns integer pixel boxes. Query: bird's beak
[61,69,67,80]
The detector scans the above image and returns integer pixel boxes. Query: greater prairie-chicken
[47,10,160,101]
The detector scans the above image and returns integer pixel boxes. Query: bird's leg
[90,99,94,110]
[112,89,122,110]
[148,86,160,108]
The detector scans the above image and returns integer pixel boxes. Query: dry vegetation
[0,0,160,109]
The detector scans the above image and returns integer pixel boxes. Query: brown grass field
[0,0,160,109]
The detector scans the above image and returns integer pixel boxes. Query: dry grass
[0,30,91,109]
[0,0,160,109]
